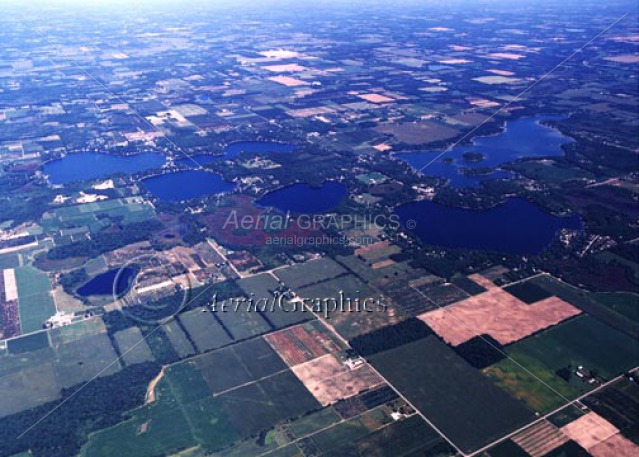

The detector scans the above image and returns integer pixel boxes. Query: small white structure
[45,311,73,328]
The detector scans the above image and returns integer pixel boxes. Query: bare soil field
[511,420,569,457]
[268,75,309,87]
[357,93,394,103]
[419,288,581,346]
[560,412,619,450]
[467,273,498,290]
[604,54,639,63]
[589,433,639,457]
[291,354,384,406]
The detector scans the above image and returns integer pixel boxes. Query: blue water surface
[45,152,166,185]
[256,181,348,214]
[143,170,235,201]
[395,198,581,254]
[397,115,571,187]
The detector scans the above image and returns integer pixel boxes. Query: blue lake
[175,141,296,167]
[44,152,166,185]
[77,267,137,297]
[256,181,348,214]
[397,115,571,187]
[395,198,582,254]
[143,170,235,201]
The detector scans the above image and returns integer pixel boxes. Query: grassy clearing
[274,257,347,289]
[592,291,639,323]
[178,308,232,352]
[505,315,639,380]
[483,353,582,414]
[289,407,342,438]
[14,266,55,333]
[54,333,121,389]
[80,379,195,457]
[113,327,155,366]
[161,319,196,358]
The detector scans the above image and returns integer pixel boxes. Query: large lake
[77,267,137,297]
[395,198,582,254]
[256,181,348,214]
[44,142,295,183]
[175,141,296,167]
[397,115,571,187]
[143,170,235,201]
[44,152,166,185]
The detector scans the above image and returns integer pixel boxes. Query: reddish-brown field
[354,240,391,255]
[291,354,384,406]
[264,323,341,367]
[560,412,619,450]
[357,93,395,103]
[268,75,309,86]
[467,273,498,290]
[371,259,395,269]
[511,420,569,457]
[589,433,639,457]
[418,288,581,346]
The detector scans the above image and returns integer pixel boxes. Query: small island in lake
[462,152,485,163]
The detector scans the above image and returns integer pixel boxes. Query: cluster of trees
[58,268,89,296]
[453,335,505,369]
[0,362,161,457]
[349,318,433,357]
[47,220,162,260]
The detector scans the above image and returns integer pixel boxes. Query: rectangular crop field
[113,327,155,366]
[419,287,581,346]
[178,308,232,352]
[502,315,639,381]
[238,273,309,328]
[14,266,55,333]
[54,332,121,389]
[484,353,583,414]
[274,257,347,289]
[160,319,196,358]
[265,320,343,367]
[370,336,535,454]
[194,337,287,394]
[217,370,321,437]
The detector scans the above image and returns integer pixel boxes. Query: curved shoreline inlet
[397,115,572,187]
[44,152,166,185]
[76,267,137,298]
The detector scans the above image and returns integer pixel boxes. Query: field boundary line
[16,16,228,440]
[19,17,207,170]
[415,13,629,174]
[410,284,621,441]
[467,364,639,456]
[16,255,217,439]
[295,299,466,455]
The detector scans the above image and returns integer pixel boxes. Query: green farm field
[14,266,56,333]
[484,353,583,414]
[503,315,639,380]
